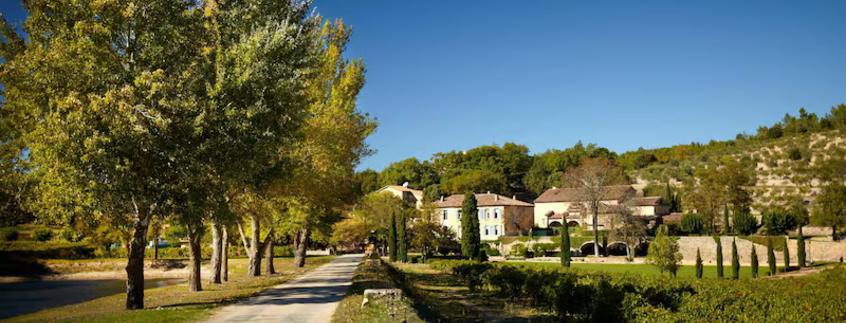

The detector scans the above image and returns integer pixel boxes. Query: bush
[32,228,54,242]
[274,245,294,257]
[509,243,528,257]
[680,213,705,234]
[732,212,758,235]
[482,265,526,298]
[787,147,802,160]
[0,227,19,241]
[531,243,556,257]
[761,208,797,235]
[451,261,492,292]
[61,228,85,242]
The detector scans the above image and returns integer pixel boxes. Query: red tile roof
[534,185,635,203]
[433,193,533,208]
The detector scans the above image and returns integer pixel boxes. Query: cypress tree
[695,248,703,279]
[782,237,790,272]
[398,211,408,263]
[722,205,731,235]
[561,224,571,267]
[715,237,724,278]
[388,212,397,262]
[797,231,806,267]
[731,238,740,279]
[767,238,776,276]
[750,245,759,278]
[460,193,481,260]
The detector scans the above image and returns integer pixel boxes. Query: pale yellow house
[433,192,533,240]
[375,184,424,209]
[533,185,668,230]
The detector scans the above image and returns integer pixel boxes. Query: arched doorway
[579,241,604,256]
[606,242,628,256]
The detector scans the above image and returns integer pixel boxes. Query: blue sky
[3,1,845,171]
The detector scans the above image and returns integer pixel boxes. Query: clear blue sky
[3,1,845,171]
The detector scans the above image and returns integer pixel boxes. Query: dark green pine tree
[751,245,759,278]
[716,237,724,278]
[782,237,790,272]
[797,231,806,268]
[388,212,398,262]
[731,239,740,279]
[722,205,731,235]
[398,211,408,263]
[460,193,481,260]
[695,248,703,279]
[561,224,571,267]
[767,238,776,276]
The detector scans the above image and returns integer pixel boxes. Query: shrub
[523,268,560,309]
[680,213,705,234]
[761,208,797,235]
[531,243,556,256]
[0,227,19,241]
[787,147,802,160]
[482,265,526,299]
[32,228,54,242]
[509,243,528,257]
[451,261,492,292]
[732,212,758,235]
[274,246,294,257]
[61,228,84,242]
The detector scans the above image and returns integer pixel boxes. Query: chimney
[440,195,444,202]
[512,195,517,200]
[494,195,499,201]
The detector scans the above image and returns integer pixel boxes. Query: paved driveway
[204,254,362,323]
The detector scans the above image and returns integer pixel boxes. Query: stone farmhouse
[375,183,424,209]
[533,185,669,231]
[433,192,534,240]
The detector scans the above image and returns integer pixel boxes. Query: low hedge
[0,227,18,241]
[0,241,95,259]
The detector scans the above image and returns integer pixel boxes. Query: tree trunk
[125,209,152,310]
[153,237,159,260]
[186,223,203,292]
[210,220,223,284]
[264,232,275,275]
[222,226,229,282]
[293,228,309,268]
[833,226,838,241]
[248,214,261,277]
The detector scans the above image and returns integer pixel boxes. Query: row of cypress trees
[388,211,409,263]
[697,235,806,279]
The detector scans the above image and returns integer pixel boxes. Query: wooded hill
[358,105,846,207]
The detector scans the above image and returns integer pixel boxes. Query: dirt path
[203,254,362,323]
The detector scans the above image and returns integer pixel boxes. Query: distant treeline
[354,105,846,200]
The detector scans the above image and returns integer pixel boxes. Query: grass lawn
[331,258,424,323]
[5,256,333,323]
[510,261,776,279]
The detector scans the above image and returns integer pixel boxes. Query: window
[457,209,461,219]
[442,210,448,220]
[478,209,484,220]
[494,225,499,235]
[484,226,489,235]
[494,208,501,219]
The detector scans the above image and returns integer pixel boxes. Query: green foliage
[398,212,408,263]
[561,224,571,267]
[510,243,528,257]
[61,228,84,243]
[722,206,731,234]
[1,241,94,259]
[0,227,18,241]
[680,213,705,234]
[379,158,438,189]
[787,147,803,160]
[782,238,790,271]
[460,193,481,260]
[813,182,846,240]
[531,243,556,256]
[732,212,758,235]
[695,248,703,279]
[797,232,806,267]
[388,212,398,262]
[32,228,53,242]
[731,239,739,279]
[767,238,776,276]
[525,142,615,196]
[646,225,682,276]
[715,238,724,278]
[482,265,527,299]
[450,261,492,292]
[761,207,799,235]
[750,246,759,278]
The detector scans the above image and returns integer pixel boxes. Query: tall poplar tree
[750,246,759,278]
[388,211,398,262]
[783,238,790,271]
[731,238,740,279]
[398,211,408,262]
[797,231,806,267]
[461,193,481,260]
[716,238,724,278]
[695,248,703,279]
[561,224,571,267]
[767,238,776,275]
